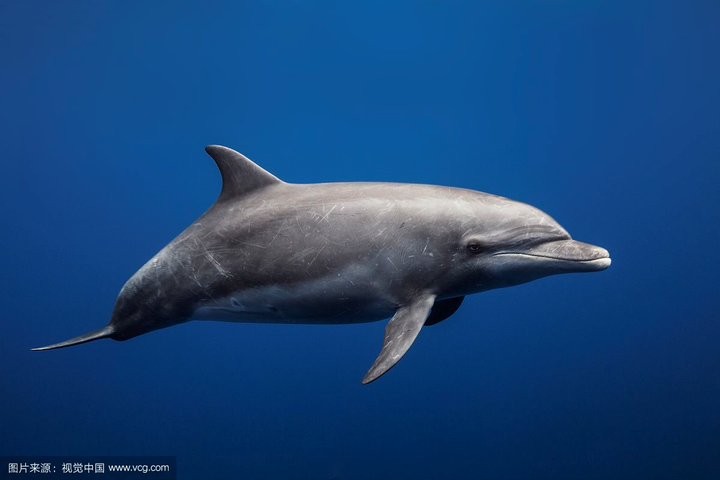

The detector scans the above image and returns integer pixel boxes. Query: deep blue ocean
[2,1,719,479]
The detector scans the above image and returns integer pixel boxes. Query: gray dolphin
[33,146,610,383]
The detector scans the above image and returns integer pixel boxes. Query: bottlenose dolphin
[33,146,610,383]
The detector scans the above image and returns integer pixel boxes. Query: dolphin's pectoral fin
[205,145,284,203]
[424,296,465,326]
[362,294,436,385]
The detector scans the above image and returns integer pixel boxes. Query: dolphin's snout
[493,239,611,273]
[591,245,611,268]
[527,239,611,271]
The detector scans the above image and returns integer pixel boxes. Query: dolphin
[33,146,611,383]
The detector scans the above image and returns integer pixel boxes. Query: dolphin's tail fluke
[31,325,115,351]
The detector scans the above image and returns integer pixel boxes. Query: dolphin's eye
[466,241,484,254]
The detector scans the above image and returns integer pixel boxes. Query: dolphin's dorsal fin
[362,294,436,384]
[205,145,283,203]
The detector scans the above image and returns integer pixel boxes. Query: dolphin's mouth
[493,240,611,271]
[494,252,612,268]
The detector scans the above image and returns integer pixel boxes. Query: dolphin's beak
[494,240,611,273]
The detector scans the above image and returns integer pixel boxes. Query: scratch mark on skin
[316,234,344,246]
[307,245,326,269]
[319,204,337,223]
[204,251,233,278]
[330,307,353,319]
[386,256,399,271]
[234,219,288,250]
[266,218,287,247]
[194,237,233,280]
[193,247,246,258]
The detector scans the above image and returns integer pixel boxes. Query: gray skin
[33,146,611,384]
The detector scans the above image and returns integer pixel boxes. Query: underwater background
[1,1,719,478]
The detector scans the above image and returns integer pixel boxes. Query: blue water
[2,1,719,479]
